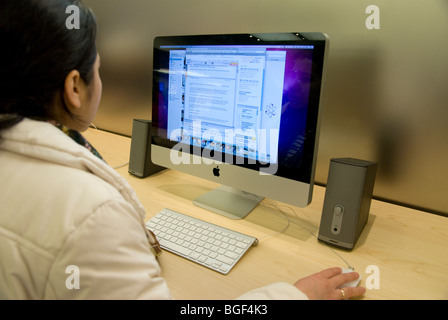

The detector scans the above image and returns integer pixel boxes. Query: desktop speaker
[128,119,165,178]
[318,158,377,250]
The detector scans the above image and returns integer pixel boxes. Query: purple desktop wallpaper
[269,48,313,164]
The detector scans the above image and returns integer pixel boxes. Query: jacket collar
[0,118,146,216]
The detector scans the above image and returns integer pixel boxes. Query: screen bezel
[151,33,328,208]
[152,33,327,184]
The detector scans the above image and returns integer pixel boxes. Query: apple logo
[213,166,220,177]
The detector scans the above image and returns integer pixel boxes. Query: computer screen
[151,33,329,219]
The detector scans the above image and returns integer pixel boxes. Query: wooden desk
[84,128,448,300]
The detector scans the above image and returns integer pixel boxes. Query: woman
[0,0,365,300]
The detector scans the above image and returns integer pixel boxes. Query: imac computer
[151,32,329,219]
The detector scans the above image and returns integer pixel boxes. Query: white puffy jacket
[0,119,308,300]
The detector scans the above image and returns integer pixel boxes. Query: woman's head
[0,0,100,132]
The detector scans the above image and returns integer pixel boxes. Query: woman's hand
[294,267,366,300]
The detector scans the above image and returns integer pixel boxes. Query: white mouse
[337,268,361,288]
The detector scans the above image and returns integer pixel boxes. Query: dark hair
[0,0,97,133]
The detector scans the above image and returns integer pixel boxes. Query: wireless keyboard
[146,208,258,274]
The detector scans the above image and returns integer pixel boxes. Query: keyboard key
[159,239,192,256]
[146,208,257,274]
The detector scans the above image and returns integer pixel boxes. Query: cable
[113,162,129,169]
[257,207,291,242]
[260,201,354,270]
[88,123,129,170]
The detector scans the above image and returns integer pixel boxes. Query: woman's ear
[63,70,83,111]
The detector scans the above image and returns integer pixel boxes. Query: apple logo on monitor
[213,166,220,177]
